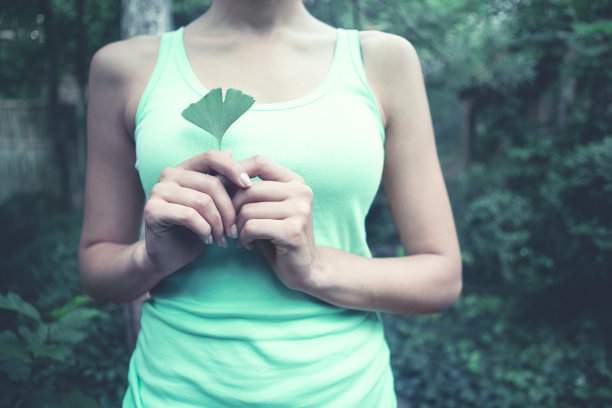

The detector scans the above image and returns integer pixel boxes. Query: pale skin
[79,0,462,314]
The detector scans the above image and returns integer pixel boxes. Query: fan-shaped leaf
[182,87,255,149]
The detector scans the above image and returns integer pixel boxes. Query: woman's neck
[193,0,323,35]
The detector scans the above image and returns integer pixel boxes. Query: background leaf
[0,292,41,322]
[18,324,48,346]
[0,331,29,361]
[48,308,103,344]
[50,295,91,320]
[0,359,31,382]
[28,343,69,361]
[62,390,100,408]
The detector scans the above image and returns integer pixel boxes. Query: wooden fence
[0,100,80,206]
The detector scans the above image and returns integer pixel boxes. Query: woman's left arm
[234,32,462,315]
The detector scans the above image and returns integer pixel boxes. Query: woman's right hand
[142,149,253,277]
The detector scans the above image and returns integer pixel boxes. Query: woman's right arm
[79,39,251,303]
[79,39,157,303]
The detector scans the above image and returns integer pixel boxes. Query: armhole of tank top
[346,30,386,145]
[134,32,172,128]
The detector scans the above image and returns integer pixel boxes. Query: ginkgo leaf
[181,87,255,149]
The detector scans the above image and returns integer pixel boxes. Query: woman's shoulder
[89,35,163,133]
[357,30,420,81]
[356,30,424,128]
[89,34,162,89]
[359,30,416,54]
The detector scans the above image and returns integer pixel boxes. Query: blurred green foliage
[385,293,612,408]
[0,0,120,99]
[0,195,129,408]
[0,292,102,408]
[362,0,612,406]
[1,0,611,407]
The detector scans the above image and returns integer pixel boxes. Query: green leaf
[57,308,103,329]
[47,308,102,344]
[28,343,68,361]
[62,390,100,408]
[182,87,255,149]
[50,295,91,320]
[0,292,41,322]
[18,324,48,345]
[0,376,21,401]
[0,358,31,382]
[48,328,89,345]
[0,339,30,361]
[21,388,66,407]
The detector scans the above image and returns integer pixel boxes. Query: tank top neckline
[174,26,347,111]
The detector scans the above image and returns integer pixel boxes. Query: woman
[79,0,462,406]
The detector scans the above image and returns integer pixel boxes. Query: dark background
[1,0,611,407]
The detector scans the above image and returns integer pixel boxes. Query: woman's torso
[123,25,396,407]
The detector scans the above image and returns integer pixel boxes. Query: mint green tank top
[123,27,396,407]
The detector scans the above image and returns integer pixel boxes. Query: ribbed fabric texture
[124,27,396,407]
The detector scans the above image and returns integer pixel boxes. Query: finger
[145,200,213,244]
[232,180,291,210]
[240,155,303,183]
[240,217,307,250]
[239,218,284,249]
[156,182,226,245]
[235,201,292,232]
[155,171,237,238]
[177,149,253,188]
[168,170,238,238]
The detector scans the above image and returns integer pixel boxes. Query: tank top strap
[338,29,370,89]
[335,28,385,143]
[135,28,179,124]
[164,26,187,70]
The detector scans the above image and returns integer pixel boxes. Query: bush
[543,136,612,278]
[461,189,553,290]
[458,136,612,318]
[0,293,103,408]
[0,194,129,408]
[386,294,612,408]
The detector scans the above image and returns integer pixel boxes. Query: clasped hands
[143,149,319,291]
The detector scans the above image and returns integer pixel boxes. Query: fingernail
[240,172,252,187]
[206,236,214,245]
[230,224,238,238]
[220,236,228,248]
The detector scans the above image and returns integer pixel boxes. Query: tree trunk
[327,0,339,27]
[121,0,173,351]
[460,95,474,168]
[73,0,87,208]
[121,0,173,38]
[351,0,362,30]
[41,0,72,211]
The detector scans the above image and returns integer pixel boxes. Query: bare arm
[309,33,461,314]
[234,33,461,315]
[78,38,252,303]
[78,38,162,303]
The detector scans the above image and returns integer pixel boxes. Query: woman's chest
[135,92,384,221]
[183,35,336,104]
[142,101,380,176]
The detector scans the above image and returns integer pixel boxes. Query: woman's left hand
[232,155,318,291]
